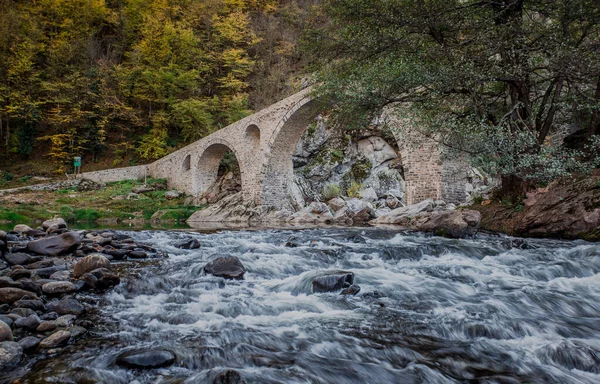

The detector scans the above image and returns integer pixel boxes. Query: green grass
[0,178,202,225]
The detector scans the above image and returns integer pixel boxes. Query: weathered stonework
[82,88,468,209]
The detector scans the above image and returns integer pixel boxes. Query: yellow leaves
[212,11,254,45]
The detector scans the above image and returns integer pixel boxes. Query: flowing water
[10,228,600,383]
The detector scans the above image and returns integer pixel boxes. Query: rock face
[513,178,600,240]
[312,272,355,293]
[73,254,111,278]
[204,257,245,279]
[373,199,480,238]
[26,232,81,256]
[116,349,176,369]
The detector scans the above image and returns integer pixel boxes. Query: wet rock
[36,321,57,333]
[0,316,12,327]
[340,284,361,295]
[54,315,76,328]
[0,320,12,341]
[26,258,55,269]
[0,341,22,368]
[39,330,71,348]
[0,231,6,255]
[204,257,245,280]
[73,254,110,278]
[102,249,126,260]
[26,232,81,256]
[82,268,120,290]
[42,281,77,294]
[0,287,38,304]
[13,224,33,233]
[49,270,71,281]
[14,299,45,311]
[175,239,201,250]
[42,218,67,231]
[41,312,59,321]
[128,250,147,259]
[3,253,32,266]
[34,265,68,279]
[9,268,32,280]
[0,276,23,289]
[25,229,46,237]
[116,349,176,369]
[213,369,247,384]
[345,234,366,243]
[312,272,355,293]
[11,307,36,317]
[413,210,481,238]
[47,297,85,315]
[14,314,41,331]
[18,336,40,352]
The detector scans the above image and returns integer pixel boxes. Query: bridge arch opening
[261,98,322,208]
[194,143,241,197]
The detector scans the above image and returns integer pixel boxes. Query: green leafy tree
[307,0,600,193]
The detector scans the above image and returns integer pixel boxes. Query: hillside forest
[0,0,314,176]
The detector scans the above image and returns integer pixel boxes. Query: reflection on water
[5,228,600,383]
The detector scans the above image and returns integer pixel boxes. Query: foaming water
[12,228,600,383]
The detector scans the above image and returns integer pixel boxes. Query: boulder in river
[47,297,85,315]
[3,253,32,266]
[176,239,201,249]
[213,369,246,384]
[0,320,12,341]
[204,257,245,279]
[311,271,355,293]
[0,341,22,368]
[116,349,176,369]
[73,254,111,278]
[39,330,71,348]
[26,232,81,256]
[340,284,361,296]
[0,288,38,304]
[42,281,77,294]
[81,268,120,290]
[42,217,67,231]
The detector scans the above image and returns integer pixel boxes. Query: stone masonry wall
[80,165,148,184]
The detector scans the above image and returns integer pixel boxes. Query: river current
[11,228,600,383]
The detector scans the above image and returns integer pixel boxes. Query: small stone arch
[194,141,242,196]
[182,154,191,171]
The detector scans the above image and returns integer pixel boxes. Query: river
[8,228,600,383]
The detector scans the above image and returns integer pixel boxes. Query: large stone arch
[260,96,321,208]
[194,139,245,197]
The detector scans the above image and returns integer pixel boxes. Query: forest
[0,0,314,175]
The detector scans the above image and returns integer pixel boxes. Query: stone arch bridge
[85,87,466,209]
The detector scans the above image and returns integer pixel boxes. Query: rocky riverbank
[0,218,170,372]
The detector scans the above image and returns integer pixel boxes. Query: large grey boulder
[26,232,80,256]
[13,224,33,233]
[204,256,245,280]
[42,218,67,231]
[357,136,397,167]
[116,349,176,369]
[312,271,355,293]
[372,199,435,225]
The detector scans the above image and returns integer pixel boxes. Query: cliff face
[476,177,600,241]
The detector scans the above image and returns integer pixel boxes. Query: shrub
[347,181,363,198]
[321,183,341,201]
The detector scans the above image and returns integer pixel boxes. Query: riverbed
[5,228,600,383]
